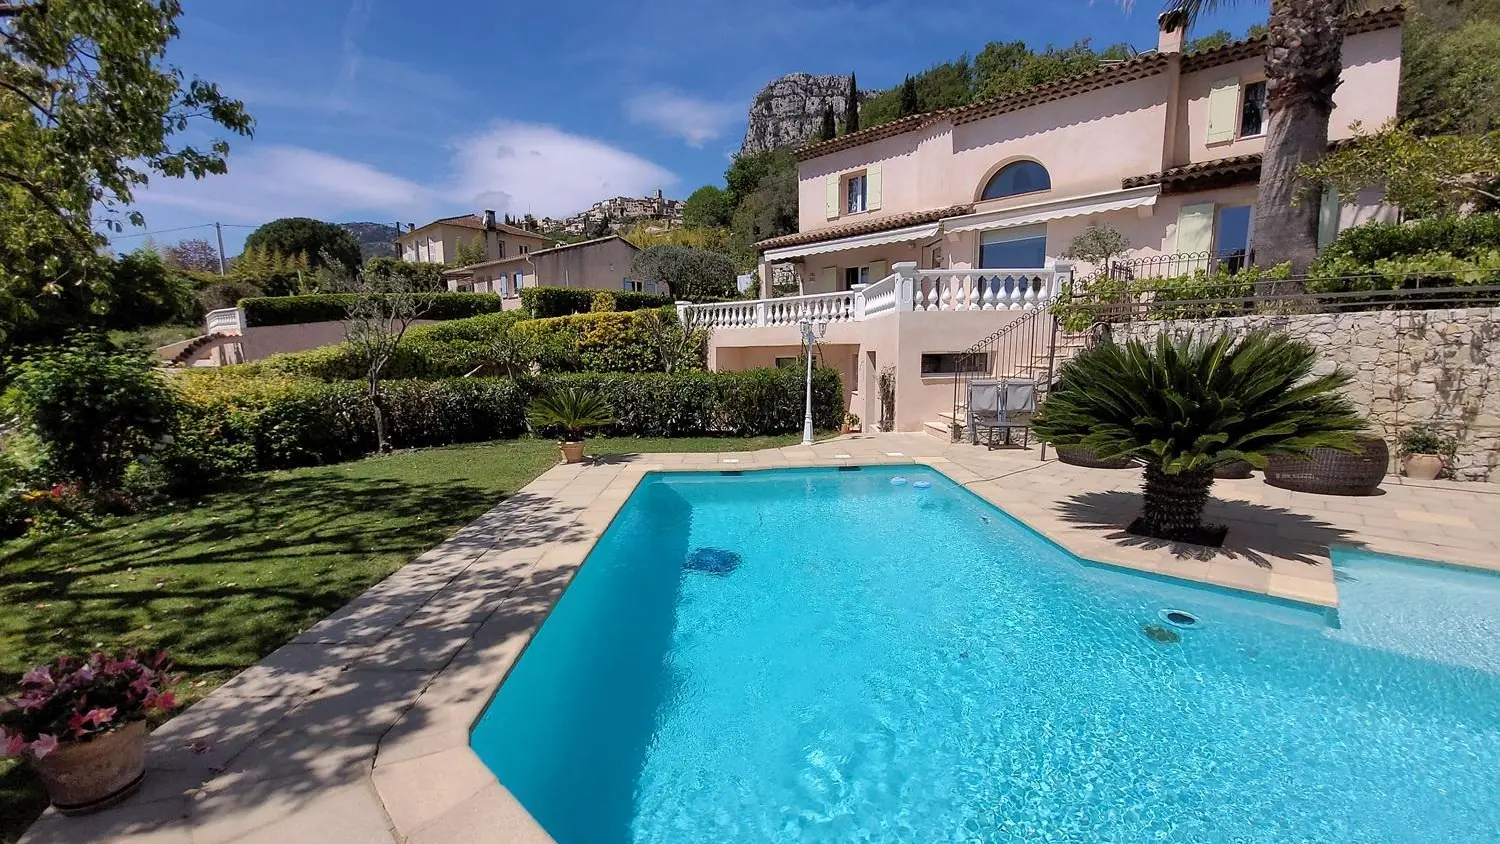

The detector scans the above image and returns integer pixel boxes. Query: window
[519,244,530,255]
[846,173,867,214]
[979,224,1048,269]
[624,278,645,292]
[843,266,870,290]
[1213,204,1252,273]
[1239,81,1266,137]
[921,353,991,376]
[513,272,523,293]
[775,356,799,369]
[981,161,1051,200]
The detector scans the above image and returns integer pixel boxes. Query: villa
[442,235,657,303]
[683,6,1404,434]
[396,211,553,265]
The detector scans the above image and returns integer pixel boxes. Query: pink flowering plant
[0,649,178,759]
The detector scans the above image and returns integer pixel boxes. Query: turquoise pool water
[470,467,1500,843]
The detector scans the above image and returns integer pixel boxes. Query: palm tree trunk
[1253,0,1345,282]
[1135,464,1215,542]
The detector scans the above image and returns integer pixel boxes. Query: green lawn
[0,434,800,841]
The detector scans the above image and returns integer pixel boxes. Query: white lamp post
[799,315,829,446]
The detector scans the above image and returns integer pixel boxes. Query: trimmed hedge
[174,367,841,471]
[255,307,680,380]
[240,293,507,327]
[519,286,673,318]
[1314,214,1500,269]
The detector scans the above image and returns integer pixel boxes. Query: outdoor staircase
[923,326,1091,441]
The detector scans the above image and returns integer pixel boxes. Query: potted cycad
[1397,425,1456,481]
[528,385,614,464]
[1,649,178,815]
[1031,330,1365,546]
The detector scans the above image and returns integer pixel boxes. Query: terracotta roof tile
[1122,139,1359,193]
[756,205,971,253]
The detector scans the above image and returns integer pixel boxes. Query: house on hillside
[443,235,654,302]
[681,6,1404,434]
[396,211,553,264]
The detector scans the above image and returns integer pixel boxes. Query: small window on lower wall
[921,352,991,376]
[776,355,818,369]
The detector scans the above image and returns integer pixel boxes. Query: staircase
[923,308,1091,442]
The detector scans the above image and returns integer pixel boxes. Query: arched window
[981,161,1051,200]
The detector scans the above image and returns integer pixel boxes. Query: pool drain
[684,547,743,576]
[1158,609,1200,629]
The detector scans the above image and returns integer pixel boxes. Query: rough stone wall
[741,73,852,155]
[1117,308,1500,482]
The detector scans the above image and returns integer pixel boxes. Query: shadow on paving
[1054,489,1365,568]
[10,482,594,843]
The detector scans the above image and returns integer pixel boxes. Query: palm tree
[1139,0,1362,273]
[527,386,615,443]
[1031,331,1365,543]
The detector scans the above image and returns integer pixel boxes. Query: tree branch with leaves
[1299,121,1500,217]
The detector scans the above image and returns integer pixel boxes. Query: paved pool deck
[21,434,1500,844]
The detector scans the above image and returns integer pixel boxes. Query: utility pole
[214,222,227,276]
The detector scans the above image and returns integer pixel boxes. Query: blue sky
[121,0,1266,255]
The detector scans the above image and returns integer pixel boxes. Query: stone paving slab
[22,434,1500,844]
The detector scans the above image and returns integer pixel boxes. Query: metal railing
[946,307,1063,444]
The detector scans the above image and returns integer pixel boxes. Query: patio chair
[965,380,999,445]
[971,378,1036,450]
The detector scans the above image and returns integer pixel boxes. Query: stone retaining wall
[1116,307,1500,482]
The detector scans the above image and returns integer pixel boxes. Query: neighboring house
[396,210,552,265]
[443,235,655,302]
[682,7,1404,434]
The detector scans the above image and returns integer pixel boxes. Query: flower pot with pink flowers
[1,649,178,815]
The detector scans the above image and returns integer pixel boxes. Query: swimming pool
[470,466,1500,843]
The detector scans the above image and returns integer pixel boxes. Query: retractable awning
[942,186,1160,234]
[762,220,942,262]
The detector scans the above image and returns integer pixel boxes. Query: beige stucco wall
[398,224,550,265]
[226,320,437,363]
[531,238,641,293]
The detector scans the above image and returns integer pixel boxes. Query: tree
[1031,330,1364,544]
[163,238,221,274]
[242,218,361,272]
[522,213,539,232]
[325,262,431,453]
[1299,121,1500,216]
[725,149,794,207]
[682,185,736,229]
[898,75,920,117]
[1124,1,1359,274]
[816,103,837,142]
[636,308,708,374]
[1062,224,1131,269]
[631,245,738,300]
[1399,0,1500,135]
[1187,29,1234,51]
[453,234,487,267]
[364,257,447,291]
[230,244,308,296]
[0,0,251,342]
[588,213,613,239]
[844,72,860,133]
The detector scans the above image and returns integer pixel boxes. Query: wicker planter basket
[1263,437,1389,496]
[1213,460,1254,480]
[1055,445,1134,469]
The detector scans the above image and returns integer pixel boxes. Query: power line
[106,222,218,240]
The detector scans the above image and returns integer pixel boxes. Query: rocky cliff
[740,73,852,155]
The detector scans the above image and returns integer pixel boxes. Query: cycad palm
[1134,0,1365,272]
[1031,330,1365,542]
[527,386,614,442]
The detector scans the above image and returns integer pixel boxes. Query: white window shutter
[868,260,888,282]
[866,165,883,211]
[1206,79,1240,144]
[1175,203,1216,254]
[1317,187,1342,250]
[825,175,840,219]
[820,266,838,291]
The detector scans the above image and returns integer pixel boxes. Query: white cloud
[138,145,429,223]
[131,123,677,226]
[625,89,740,148]
[330,0,376,112]
[445,122,677,217]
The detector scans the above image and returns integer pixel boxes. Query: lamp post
[800,315,829,446]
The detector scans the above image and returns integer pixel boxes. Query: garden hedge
[173,367,842,472]
[519,286,673,318]
[239,293,506,327]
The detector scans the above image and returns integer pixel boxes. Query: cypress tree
[817,103,836,142]
[898,75,919,117]
[844,72,860,133]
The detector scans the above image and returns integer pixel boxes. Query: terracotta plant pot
[1402,453,1444,481]
[32,720,147,816]
[558,440,586,464]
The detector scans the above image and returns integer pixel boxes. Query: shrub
[631,244,738,300]
[240,293,505,327]
[519,286,673,318]
[172,368,842,471]
[4,341,179,493]
[1397,425,1457,460]
[1315,214,1500,268]
[198,280,265,314]
[528,386,615,441]
[590,291,617,313]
